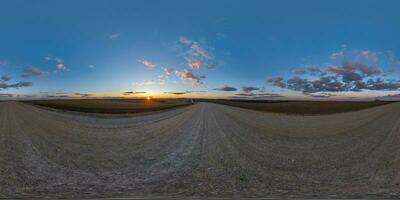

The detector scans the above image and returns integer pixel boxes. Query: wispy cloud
[109,33,121,39]
[123,91,147,95]
[242,86,259,93]
[178,36,215,70]
[89,64,95,69]
[140,59,157,69]
[133,80,157,86]
[22,66,50,77]
[45,55,67,71]
[74,93,92,98]
[163,67,174,75]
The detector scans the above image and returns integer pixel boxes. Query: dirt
[1,101,400,198]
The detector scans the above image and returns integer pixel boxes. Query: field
[1,101,400,198]
[27,99,193,114]
[210,100,391,115]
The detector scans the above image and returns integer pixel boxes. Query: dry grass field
[211,100,391,115]
[1,101,400,198]
[27,99,193,114]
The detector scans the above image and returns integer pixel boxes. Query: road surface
[1,101,400,198]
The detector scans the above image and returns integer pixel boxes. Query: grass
[27,99,193,114]
[210,100,392,115]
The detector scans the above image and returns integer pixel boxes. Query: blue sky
[1,0,400,100]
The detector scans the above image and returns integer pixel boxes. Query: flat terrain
[212,100,391,115]
[1,101,400,198]
[27,99,192,114]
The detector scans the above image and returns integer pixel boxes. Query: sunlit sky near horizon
[1,0,400,100]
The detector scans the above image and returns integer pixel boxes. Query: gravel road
[1,101,400,198]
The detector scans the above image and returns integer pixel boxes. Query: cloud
[133,80,157,86]
[268,75,400,95]
[46,95,70,98]
[178,36,215,70]
[22,66,50,77]
[164,92,190,95]
[330,51,344,60]
[231,92,284,100]
[0,60,9,67]
[109,33,121,39]
[1,75,11,82]
[292,69,306,75]
[123,91,147,95]
[175,69,205,86]
[163,67,174,75]
[267,77,286,88]
[45,56,63,63]
[56,63,66,70]
[45,55,67,71]
[292,65,325,76]
[140,59,157,69]
[0,81,32,90]
[89,65,95,69]
[359,50,378,63]
[187,59,201,69]
[269,50,398,96]
[74,93,92,98]
[326,63,383,77]
[214,85,237,91]
[0,93,14,98]
[309,92,336,98]
[242,86,259,93]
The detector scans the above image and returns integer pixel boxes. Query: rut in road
[1,101,400,198]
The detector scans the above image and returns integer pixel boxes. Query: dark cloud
[0,93,14,97]
[74,93,92,97]
[47,95,70,98]
[269,75,400,95]
[269,59,399,96]
[235,92,283,97]
[22,66,50,77]
[242,86,259,93]
[1,75,11,82]
[123,91,147,95]
[267,77,286,88]
[164,92,189,95]
[292,65,325,76]
[0,81,32,90]
[214,85,237,91]
[231,92,285,100]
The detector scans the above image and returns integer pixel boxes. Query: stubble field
[1,100,400,198]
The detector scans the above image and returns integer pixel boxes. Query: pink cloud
[175,69,205,86]
[141,60,157,69]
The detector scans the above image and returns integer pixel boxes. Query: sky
[1,0,400,100]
